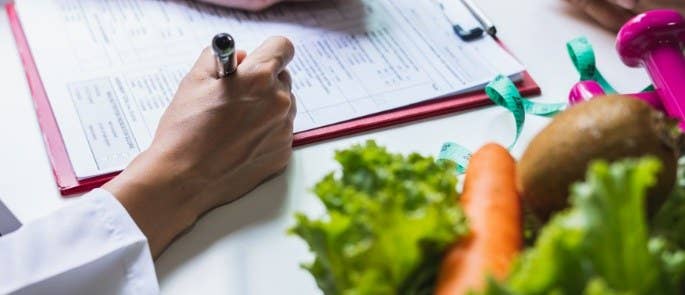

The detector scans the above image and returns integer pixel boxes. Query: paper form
[15,0,525,179]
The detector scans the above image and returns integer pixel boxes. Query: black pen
[212,33,237,78]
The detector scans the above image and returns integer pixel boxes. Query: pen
[460,0,497,37]
[212,33,237,78]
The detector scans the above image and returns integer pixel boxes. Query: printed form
[15,0,525,179]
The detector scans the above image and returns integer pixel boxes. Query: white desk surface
[0,0,651,294]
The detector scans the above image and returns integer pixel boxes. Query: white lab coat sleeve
[0,189,159,295]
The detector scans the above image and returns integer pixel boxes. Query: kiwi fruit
[518,95,681,220]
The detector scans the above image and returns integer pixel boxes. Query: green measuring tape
[567,36,618,94]
[438,36,650,173]
[438,76,564,173]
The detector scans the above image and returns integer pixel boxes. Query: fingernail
[614,0,636,10]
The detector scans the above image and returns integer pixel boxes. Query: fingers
[236,50,247,65]
[288,94,298,122]
[188,47,220,80]
[278,70,293,91]
[568,0,635,31]
[239,36,295,77]
[188,36,295,111]
[184,36,294,82]
[188,48,247,80]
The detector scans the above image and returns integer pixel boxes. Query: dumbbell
[568,10,685,128]
[619,10,685,124]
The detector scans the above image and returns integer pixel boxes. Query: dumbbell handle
[643,44,685,121]
[568,81,663,110]
[568,80,685,130]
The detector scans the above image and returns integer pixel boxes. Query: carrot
[435,143,523,295]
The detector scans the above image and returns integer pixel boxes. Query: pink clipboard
[6,3,541,196]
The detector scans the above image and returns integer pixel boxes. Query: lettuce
[652,158,685,248]
[484,158,679,294]
[290,141,467,295]
[649,157,685,287]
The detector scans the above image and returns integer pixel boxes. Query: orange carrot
[435,143,523,295]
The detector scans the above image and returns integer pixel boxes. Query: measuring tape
[438,37,651,173]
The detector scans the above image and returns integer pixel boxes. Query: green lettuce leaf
[649,157,685,287]
[290,141,467,295]
[484,158,678,295]
[652,158,685,246]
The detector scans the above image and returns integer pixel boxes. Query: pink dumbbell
[616,10,685,124]
[568,80,663,109]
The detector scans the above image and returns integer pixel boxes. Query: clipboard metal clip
[434,0,497,42]
[434,1,484,41]
[452,24,484,41]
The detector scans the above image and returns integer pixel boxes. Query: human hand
[197,0,317,11]
[566,0,685,31]
[104,36,296,257]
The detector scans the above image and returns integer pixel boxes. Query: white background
[0,0,650,294]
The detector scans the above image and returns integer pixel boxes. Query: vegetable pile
[291,96,685,295]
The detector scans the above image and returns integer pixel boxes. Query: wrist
[103,150,204,257]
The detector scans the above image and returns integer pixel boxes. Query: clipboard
[6,3,541,196]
